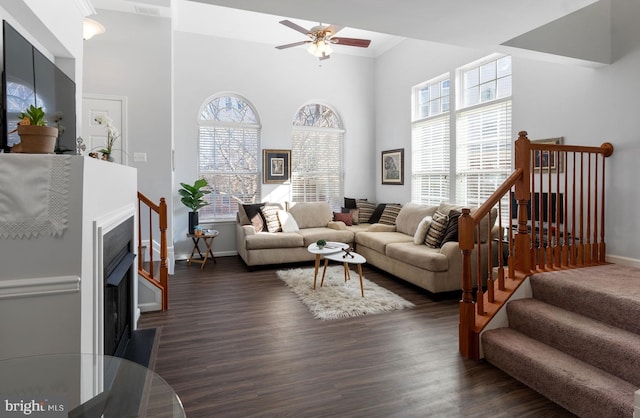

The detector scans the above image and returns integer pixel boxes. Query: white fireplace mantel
[0,155,137,360]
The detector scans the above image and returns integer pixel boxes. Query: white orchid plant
[94,114,120,156]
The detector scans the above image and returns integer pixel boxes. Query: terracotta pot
[14,125,59,154]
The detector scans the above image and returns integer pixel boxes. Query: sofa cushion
[261,205,281,233]
[355,231,413,254]
[277,210,299,233]
[296,228,354,247]
[245,232,304,250]
[356,200,376,223]
[386,242,449,272]
[379,204,402,225]
[395,203,437,236]
[414,216,432,244]
[288,202,332,229]
[425,210,449,248]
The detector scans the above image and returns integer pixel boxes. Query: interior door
[82,96,127,165]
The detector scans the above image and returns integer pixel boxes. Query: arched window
[291,103,344,210]
[198,94,260,219]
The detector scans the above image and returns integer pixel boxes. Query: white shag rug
[276,265,415,320]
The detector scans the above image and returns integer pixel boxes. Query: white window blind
[198,95,260,220]
[291,127,344,210]
[455,99,512,209]
[411,114,450,205]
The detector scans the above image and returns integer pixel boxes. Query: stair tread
[531,264,640,334]
[507,298,640,386]
[483,327,635,418]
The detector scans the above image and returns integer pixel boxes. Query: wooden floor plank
[139,256,575,417]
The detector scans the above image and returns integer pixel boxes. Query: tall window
[411,76,450,205]
[291,104,344,210]
[456,55,512,208]
[198,94,260,220]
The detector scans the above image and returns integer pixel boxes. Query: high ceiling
[91,0,602,58]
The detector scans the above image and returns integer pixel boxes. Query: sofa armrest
[241,225,256,236]
[439,241,460,259]
[327,221,347,230]
[367,223,396,232]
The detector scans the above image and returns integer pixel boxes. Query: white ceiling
[90,0,601,57]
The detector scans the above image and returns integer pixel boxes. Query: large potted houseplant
[11,105,58,153]
[179,178,211,234]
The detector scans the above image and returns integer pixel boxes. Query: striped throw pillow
[356,200,376,224]
[424,210,449,248]
[260,205,281,233]
[379,204,402,225]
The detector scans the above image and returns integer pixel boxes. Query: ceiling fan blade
[324,24,343,37]
[275,40,310,50]
[330,37,371,48]
[279,19,311,35]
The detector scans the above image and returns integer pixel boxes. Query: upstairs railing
[459,131,614,359]
[137,192,169,311]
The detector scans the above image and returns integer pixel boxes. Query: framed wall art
[532,137,564,172]
[263,149,291,183]
[381,148,404,185]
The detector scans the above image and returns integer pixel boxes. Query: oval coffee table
[307,241,350,290]
[320,249,367,297]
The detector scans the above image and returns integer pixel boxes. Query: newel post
[459,208,478,359]
[513,131,532,274]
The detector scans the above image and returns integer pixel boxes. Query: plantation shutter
[455,100,512,208]
[291,126,344,211]
[411,114,450,205]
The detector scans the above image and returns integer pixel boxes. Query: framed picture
[381,148,404,185]
[263,149,291,183]
[532,137,564,172]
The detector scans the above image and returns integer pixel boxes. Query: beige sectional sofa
[235,200,497,294]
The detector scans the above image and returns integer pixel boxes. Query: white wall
[373,0,640,262]
[83,9,173,244]
[172,31,375,257]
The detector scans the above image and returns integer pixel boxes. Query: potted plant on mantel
[11,105,58,153]
[179,178,211,234]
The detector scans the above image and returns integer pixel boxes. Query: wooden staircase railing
[137,192,169,311]
[459,131,614,359]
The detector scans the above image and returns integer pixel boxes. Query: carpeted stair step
[482,327,636,418]
[506,298,640,386]
[530,264,640,335]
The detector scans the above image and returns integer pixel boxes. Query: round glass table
[0,354,184,417]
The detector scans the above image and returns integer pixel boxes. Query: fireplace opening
[103,216,135,357]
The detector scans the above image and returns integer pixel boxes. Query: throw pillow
[379,204,402,225]
[441,210,462,244]
[277,210,299,232]
[349,208,359,225]
[414,216,432,244]
[356,200,376,223]
[260,205,281,233]
[369,204,387,224]
[243,203,266,233]
[424,210,449,248]
[333,211,353,226]
[344,197,359,209]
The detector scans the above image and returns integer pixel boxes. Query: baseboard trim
[0,275,80,299]
[139,302,162,312]
[606,254,640,269]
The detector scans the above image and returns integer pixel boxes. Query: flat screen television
[2,20,76,153]
[511,191,564,224]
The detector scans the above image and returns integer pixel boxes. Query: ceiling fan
[275,19,371,60]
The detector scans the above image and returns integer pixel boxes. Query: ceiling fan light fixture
[307,39,333,58]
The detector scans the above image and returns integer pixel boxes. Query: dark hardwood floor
[138,256,575,418]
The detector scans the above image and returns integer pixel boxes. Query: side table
[307,242,350,289]
[187,230,219,269]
